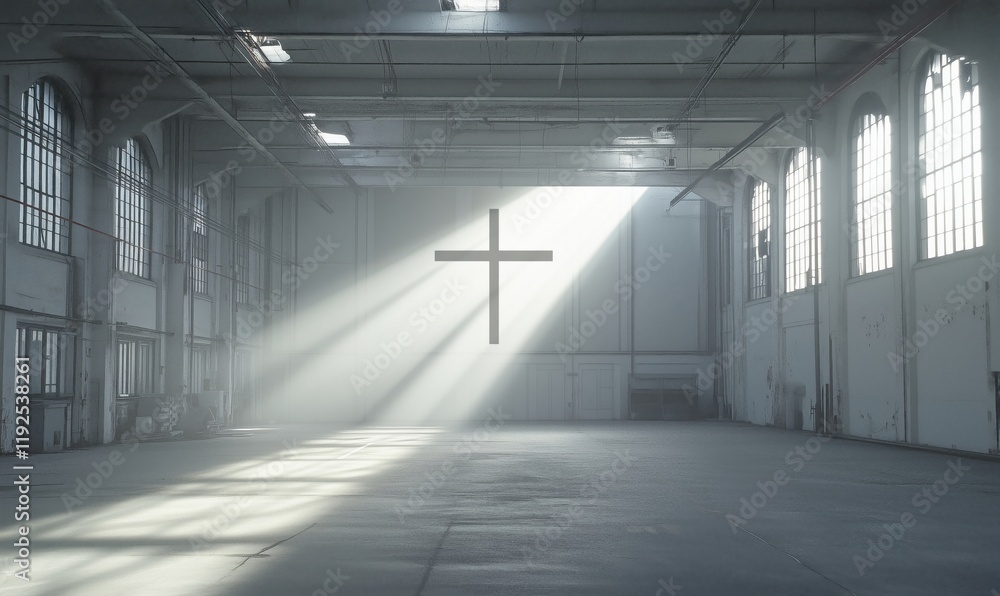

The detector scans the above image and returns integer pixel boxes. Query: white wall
[0,61,282,450]
[729,3,1000,454]
[278,186,714,423]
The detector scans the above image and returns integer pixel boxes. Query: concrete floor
[1,421,999,595]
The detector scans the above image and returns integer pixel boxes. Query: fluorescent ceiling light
[612,136,677,146]
[258,38,290,63]
[319,132,350,145]
[302,112,317,118]
[451,0,500,11]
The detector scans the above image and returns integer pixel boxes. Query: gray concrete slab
[1,421,999,595]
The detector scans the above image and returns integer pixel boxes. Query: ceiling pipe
[96,0,336,214]
[669,0,962,208]
[189,0,361,195]
[194,144,753,153]
[54,30,891,44]
[814,0,963,111]
[669,0,764,128]
[669,112,785,208]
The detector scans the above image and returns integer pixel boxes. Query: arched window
[20,78,72,253]
[919,53,982,258]
[852,111,893,276]
[748,178,771,300]
[115,138,152,278]
[785,148,822,293]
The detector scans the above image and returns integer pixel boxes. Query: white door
[578,365,615,419]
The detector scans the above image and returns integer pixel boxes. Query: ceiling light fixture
[446,0,501,11]
[302,112,317,118]
[319,132,350,145]
[612,136,677,146]
[238,29,292,63]
[257,37,290,63]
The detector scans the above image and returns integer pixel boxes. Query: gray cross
[435,208,553,344]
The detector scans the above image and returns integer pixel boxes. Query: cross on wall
[434,208,553,344]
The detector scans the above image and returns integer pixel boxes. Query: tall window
[919,53,983,259]
[20,79,72,253]
[115,138,152,277]
[785,148,822,293]
[852,112,893,276]
[748,178,771,300]
[117,337,154,397]
[16,326,74,399]
[235,215,251,305]
[191,185,209,294]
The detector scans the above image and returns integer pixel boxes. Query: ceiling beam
[186,77,823,103]
[95,0,337,214]
[33,9,902,39]
[187,0,361,194]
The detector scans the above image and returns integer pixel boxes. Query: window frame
[850,102,894,277]
[19,78,72,254]
[16,325,75,400]
[191,185,209,295]
[918,52,983,260]
[748,178,772,301]
[784,147,822,293]
[114,138,153,279]
[116,336,156,397]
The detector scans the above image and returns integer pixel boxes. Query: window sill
[913,246,989,271]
